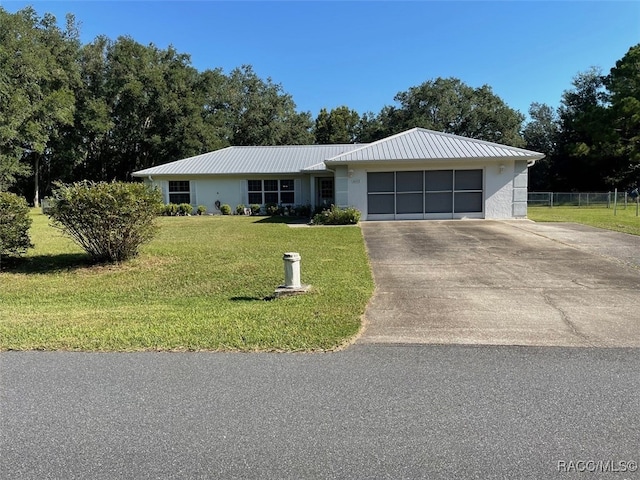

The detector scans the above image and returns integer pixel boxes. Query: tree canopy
[0,7,313,202]
[526,44,640,192]
[375,78,525,146]
[0,6,637,201]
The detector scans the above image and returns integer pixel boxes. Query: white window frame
[168,180,190,204]
[247,179,295,205]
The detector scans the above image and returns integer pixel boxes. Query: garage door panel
[454,170,483,190]
[396,171,423,192]
[368,172,394,192]
[367,169,483,219]
[368,194,395,214]
[425,192,453,213]
[425,170,453,191]
[396,193,423,214]
[454,192,483,213]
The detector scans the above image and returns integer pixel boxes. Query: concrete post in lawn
[283,252,301,288]
[275,252,311,297]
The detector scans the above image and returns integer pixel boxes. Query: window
[264,180,278,204]
[168,181,190,204]
[248,180,262,204]
[247,180,295,205]
[280,180,294,204]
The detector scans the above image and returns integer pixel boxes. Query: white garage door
[367,169,484,220]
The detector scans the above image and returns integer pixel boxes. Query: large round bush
[0,192,33,268]
[49,181,163,263]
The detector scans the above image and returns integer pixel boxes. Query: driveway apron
[359,220,640,347]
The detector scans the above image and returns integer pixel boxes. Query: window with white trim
[248,180,295,204]
[168,181,190,204]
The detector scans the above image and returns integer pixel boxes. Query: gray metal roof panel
[325,127,545,163]
[133,144,364,177]
[302,162,331,172]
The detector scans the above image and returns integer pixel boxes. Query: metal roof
[325,127,545,164]
[132,144,363,177]
[132,128,545,177]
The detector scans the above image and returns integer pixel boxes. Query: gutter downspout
[528,155,545,168]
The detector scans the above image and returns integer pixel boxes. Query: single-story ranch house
[133,127,544,221]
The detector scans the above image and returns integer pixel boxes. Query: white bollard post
[282,252,301,288]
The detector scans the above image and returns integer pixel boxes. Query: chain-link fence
[528,191,639,208]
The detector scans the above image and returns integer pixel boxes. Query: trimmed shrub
[163,203,178,216]
[178,203,193,216]
[49,181,163,263]
[0,192,33,269]
[236,204,246,215]
[312,205,361,225]
[220,204,231,215]
[196,205,207,215]
[265,203,282,216]
[250,204,261,215]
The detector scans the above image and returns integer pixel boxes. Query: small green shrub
[220,204,231,215]
[178,203,193,216]
[196,205,207,215]
[163,203,178,216]
[312,205,361,225]
[265,203,282,216]
[49,181,163,263]
[236,204,246,215]
[0,192,33,269]
[250,204,261,215]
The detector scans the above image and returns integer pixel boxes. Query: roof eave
[132,170,310,177]
[325,155,545,165]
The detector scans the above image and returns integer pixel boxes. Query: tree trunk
[33,156,39,208]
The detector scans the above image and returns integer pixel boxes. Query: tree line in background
[1,7,639,204]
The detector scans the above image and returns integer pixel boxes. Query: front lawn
[528,205,640,236]
[0,212,374,351]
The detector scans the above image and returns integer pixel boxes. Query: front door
[317,177,334,209]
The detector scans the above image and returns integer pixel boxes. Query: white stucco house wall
[132,127,544,220]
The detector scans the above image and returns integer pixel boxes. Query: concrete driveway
[359,220,640,347]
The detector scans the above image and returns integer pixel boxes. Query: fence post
[625,192,628,209]
[578,193,581,208]
[614,188,618,216]
[607,192,610,209]
[550,192,554,208]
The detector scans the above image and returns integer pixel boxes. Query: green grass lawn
[528,205,640,236]
[0,212,374,352]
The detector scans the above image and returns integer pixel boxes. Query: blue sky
[2,1,639,121]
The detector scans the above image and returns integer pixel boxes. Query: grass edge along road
[528,205,640,236]
[0,212,374,352]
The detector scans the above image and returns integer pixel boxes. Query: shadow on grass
[3,253,93,274]
[230,295,275,302]
[253,216,310,225]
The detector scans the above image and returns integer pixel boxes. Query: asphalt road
[2,345,639,479]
